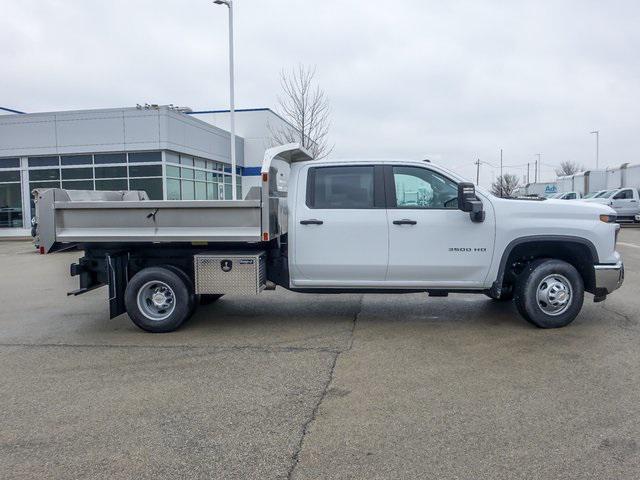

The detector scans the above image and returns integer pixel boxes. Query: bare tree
[491,173,520,198]
[269,64,333,159]
[555,160,584,176]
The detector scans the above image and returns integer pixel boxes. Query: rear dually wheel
[125,266,192,333]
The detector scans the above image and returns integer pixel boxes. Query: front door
[385,165,495,288]
[292,164,388,286]
[611,189,637,216]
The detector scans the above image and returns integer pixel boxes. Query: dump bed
[34,144,312,252]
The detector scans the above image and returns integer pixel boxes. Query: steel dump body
[34,144,312,252]
[53,197,261,242]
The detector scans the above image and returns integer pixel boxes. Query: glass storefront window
[30,169,60,181]
[166,165,180,178]
[180,155,194,166]
[129,164,162,177]
[181,180,195,200]
[130,178,163,200]
[95,166,127,178]
[165,151,179,164]
[224,184,232,199]
[167,179,181,200]
[28,156,59,167]
[62,180,94,190]
[0,183,22,228]
[206,183,215,200]
[195,169,206,181]
[181,168,194,180]
[1,158,20,168]
[195,181,206,200]
[129,152,161,163]
[30,181,61,191]
[61,168,93,180]
[94,153,126,164]
[96,179,128,191]
[61,155,92,166]
[0,171,21,182]
[194,159,205,169]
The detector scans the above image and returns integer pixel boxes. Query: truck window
[307,166,375,209]
[614,189,632,199]
[392,166,458,209]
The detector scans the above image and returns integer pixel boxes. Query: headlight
[600,214,617,223]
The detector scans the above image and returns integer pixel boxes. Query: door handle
[300,219,324,225]
[631,200,637,203]
[393,219,417,225]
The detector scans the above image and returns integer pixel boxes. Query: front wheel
[514,258,584,328]
[125,267,192,333]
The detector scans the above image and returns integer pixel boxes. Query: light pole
[499,148,503,197]
[590,130,599,169]
[214,0,237,200]
[535,153,541,183]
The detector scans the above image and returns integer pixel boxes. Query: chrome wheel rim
[536,274,572,316]
[137,281,176,321]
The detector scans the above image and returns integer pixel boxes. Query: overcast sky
[1,0,639,186]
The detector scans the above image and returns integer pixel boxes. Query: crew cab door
[385,165,495,287]
[611,188,638,216]
[291,164,388,286]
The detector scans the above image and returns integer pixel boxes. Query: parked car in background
[584,187,640,222]
[583,190,608,199]
[549,191,582,200]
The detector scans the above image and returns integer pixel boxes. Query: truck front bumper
[594,261,624,295]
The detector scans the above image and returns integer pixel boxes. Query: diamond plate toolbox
[194,252,266,295]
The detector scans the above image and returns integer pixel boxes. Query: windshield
[597,190,616,198]
[548,193,563,199]
[583,192,598,198]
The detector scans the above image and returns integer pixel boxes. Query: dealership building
[0,105,293,236]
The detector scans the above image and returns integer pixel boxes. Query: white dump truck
[33,144,624,332]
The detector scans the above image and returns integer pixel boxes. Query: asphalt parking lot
[1,230,639,480]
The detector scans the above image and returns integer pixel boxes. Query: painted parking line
[618,242,640,249]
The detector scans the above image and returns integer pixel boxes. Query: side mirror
[457,182,485,223]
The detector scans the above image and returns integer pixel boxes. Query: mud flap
[106,253,128,319]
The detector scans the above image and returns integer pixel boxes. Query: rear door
[611,189,637,216]
[385,164,495,287]
[292,164,388,286]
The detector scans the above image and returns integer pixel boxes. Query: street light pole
[535,153,541,183]
[590,130,599,169]
[214,0,237,200]
[499,148,503,197]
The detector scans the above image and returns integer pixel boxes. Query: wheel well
[499,240,596,293]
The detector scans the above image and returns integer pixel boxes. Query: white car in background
[548,191,582,200]
[583,190,608,200]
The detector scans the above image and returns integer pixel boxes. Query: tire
[514,258,584,328]
[125,266,192,333]
[163,265,197,317]
[200,294,224,305]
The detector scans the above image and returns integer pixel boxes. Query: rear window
[307,166,375,209]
